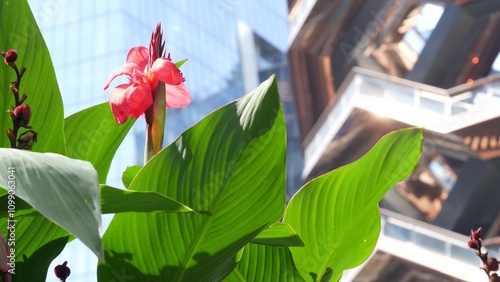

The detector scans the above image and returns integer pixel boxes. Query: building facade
[287,0,500,280]
[27,0,301,280]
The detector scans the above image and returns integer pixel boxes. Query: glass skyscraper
[27,1,301,280]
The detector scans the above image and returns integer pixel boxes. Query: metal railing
[303,67,500,178]
[341,208,498,281]
[380,208,499,265]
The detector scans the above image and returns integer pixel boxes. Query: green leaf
[224,244,304,282]
[283,128,423,281]
[0,149,103,261]
[251,223,304,247]
[175,58,188,68]
[98,75,286,281]
[100,185,195,214]
[0,0,65,154]
[65,102,136,183]
[0,194,39,217]
[0,184,195,217]
[122,165,142,188]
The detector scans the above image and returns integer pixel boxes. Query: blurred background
[27,0,500,281]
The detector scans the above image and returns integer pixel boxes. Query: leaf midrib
[173,148,244,281]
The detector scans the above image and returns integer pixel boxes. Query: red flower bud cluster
[468,227,500,280]
[2,49,38,149]
[469,227,483,250]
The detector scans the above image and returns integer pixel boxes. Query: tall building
[27,0,301,280]
[287,0,500,280]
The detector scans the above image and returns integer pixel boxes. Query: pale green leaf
[0,149,103,261]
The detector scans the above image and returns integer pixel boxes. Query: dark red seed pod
[486,258,500,271]
[54,261,70,281]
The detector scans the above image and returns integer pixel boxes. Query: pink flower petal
[109,83,136,124]
[165,82,192,108]
[126,47,148,71]
[103,63,141,90]
[128,83,153,119]
[150,58,184,85]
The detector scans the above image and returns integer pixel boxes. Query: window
[490,52,500,75]
[402,3,445,55]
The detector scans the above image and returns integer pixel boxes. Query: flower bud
[149,23,165,63]
[486,258,500,271]
[54,261,70,281]
[17,130,37,149]
[468,239,480,249]
[13,104,31,126]
[471,227,482,241]
[2,49,18,65]
[491,273,500,282]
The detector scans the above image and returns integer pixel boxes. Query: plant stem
[8,65,25,148]
[1,272,12,282]
[145,82,166,162]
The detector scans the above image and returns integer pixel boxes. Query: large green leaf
[0,0,65,154]
[100,185,196,214]
[0,149,103,261]
[98,75,286,281]
[283,128,423,281]
[65,102,136,183]
[224,244,304,282]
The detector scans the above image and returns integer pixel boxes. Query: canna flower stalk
[104,23,191,161]
[2,49,37,150]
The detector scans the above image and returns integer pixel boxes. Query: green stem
[145,82,166,162]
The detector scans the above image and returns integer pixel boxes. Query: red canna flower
[103,46,191,124]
